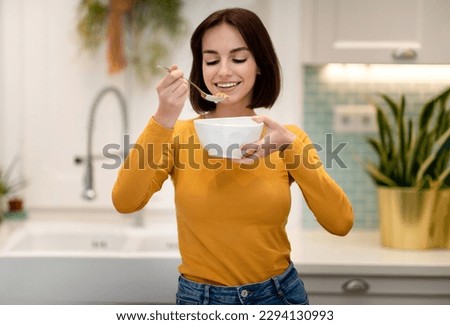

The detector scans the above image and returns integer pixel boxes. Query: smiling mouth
[215,82,241,90]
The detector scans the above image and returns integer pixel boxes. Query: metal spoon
[157,65,228,103]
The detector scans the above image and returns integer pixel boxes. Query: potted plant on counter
[0,160,27,223]
[366,87,450,250]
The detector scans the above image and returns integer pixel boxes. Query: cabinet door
[301,274,450,305]
[303,0,450,64]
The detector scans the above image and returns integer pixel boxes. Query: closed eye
[233,58,247,64]
[205,60,219,66]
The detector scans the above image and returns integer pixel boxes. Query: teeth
[217,82,238,88]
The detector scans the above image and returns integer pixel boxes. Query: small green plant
[76,0,186,85]
[0,158,27,197]
[366,87,450,189]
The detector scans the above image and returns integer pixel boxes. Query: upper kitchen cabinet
[302,0,450,64]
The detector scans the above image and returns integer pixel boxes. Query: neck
[205,105,256,119]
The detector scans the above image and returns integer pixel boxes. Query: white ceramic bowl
[194,116,264,159]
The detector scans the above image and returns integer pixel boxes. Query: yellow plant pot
[377,187,450,250]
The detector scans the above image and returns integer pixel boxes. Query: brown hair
[189,8,281,114]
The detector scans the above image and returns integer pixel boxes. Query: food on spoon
[215,92,229,100]
[205,92,229,103]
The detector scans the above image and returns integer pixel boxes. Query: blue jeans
[176,263,309,305]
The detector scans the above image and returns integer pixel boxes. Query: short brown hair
[189,8,281,114]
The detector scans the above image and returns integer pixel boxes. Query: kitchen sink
[135,236,179,252]
[0,219,181,303]
[3,228,128,252]
[0,220,179,255]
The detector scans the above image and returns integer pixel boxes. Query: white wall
[0,0,303,222]
[0,0,3,167]
[0,0,24,186]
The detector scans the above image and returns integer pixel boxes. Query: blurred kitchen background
[0,0,449,305]
[0,0,304,224]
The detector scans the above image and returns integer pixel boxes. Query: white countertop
[1,217,450,278]
[288,228,450,277]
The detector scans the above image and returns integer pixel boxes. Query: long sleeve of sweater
[282,126,354,236]
[112,117,174,213]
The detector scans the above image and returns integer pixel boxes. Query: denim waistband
[177,263,300,304]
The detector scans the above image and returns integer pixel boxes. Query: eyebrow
[202,47,250,55]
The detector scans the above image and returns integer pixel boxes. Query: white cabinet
[301,274,450,305]
[302,0,450,64]
[290,230,450,305]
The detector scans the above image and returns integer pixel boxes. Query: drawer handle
[392,48,417,60]
[342,279,370,293]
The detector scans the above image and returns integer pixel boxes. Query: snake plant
[366,87,450,189]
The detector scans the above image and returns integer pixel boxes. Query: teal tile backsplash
[302,65,450,229]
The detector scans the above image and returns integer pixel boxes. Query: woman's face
[201,23,259,108]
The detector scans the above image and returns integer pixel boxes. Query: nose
[218,62,232,77]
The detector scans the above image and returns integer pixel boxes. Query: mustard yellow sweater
[112,117,353,286]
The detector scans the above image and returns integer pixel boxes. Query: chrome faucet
[80,86,128,200]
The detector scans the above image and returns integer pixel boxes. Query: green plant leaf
[397,95,407,182]
[419,87,450,130]
[381,94,400,120]
[365,86,450,189]
[366,137,388,170]
[365,162,398,187]
[404,119,414,183]
[374,104,395,158]
[77,0,109,51]
[434,167,450,189]
[419,99,437,131]
[415,127,450,186]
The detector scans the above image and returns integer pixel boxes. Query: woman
[112,8,353,305]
